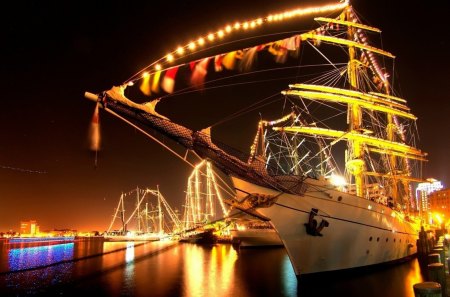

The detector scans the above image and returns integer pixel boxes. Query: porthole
[394,239,396,242]
[400,239,402,243]
[338,196,342,201]
[369,236,373,241]
[377,237,380,242]
[386,238,389,242]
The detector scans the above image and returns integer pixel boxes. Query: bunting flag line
[275,39,289,64]
[222,51,237,70]
[151,70,162,93]
[239,46,258,72]
[161,67,179,93]
[135,30,314,94]
[214,54,224,72]
[268,41,284,57]
[140,73,152,96]
[190,58,210,88]
[189,61,196,71]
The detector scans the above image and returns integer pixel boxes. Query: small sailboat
[104,186,181,242]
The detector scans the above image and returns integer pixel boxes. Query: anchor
[304,208,329,236]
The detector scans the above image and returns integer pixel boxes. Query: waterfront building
[416,178,444,223]
[20,220,40,236]
[429,188,450,221]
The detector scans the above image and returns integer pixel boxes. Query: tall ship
[85,1,428,276]
[104,186,182,241]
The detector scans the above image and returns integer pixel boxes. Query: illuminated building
[416,178,443,221]
[20,220,40,236]
[429,188,450,218]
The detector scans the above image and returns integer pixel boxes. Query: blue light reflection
[8,243,74,271]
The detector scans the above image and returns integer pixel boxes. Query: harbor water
[0,238,425,296]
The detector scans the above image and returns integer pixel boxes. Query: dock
[444,239,450,297]
[416,228,450,296]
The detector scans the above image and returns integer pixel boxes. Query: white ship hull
[232,176,420,276]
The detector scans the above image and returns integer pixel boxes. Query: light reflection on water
[297,258,425,297]
[183,244,238,297]
[401,260,425,297]
[8,243,74,271]
[0,240,427,297]
[281,253,297,295]
[2,243,75,295]
[123,242,136,295]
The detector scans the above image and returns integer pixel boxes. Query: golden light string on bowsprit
[125,0,349,85]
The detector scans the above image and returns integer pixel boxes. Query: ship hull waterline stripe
[273,202,416,236]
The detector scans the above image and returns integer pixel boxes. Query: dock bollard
[427,263,446,296]
[428,253,441,264]
[413,282,442,297]
[433,248,445,265]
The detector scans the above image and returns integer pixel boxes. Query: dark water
[0,238,425,296]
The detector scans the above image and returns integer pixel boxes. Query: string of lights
[125,0,349,85]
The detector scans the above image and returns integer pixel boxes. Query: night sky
[1,0,449,232]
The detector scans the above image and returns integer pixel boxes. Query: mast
[157,185,163,234]
[195,164,201,223]
[136,186,141,232]
[291,136,302,176]
[206,160,214,220]
[107,192,125,234]
[345,7,364,197]
[145,202,149,232]
[121,193,126,234]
